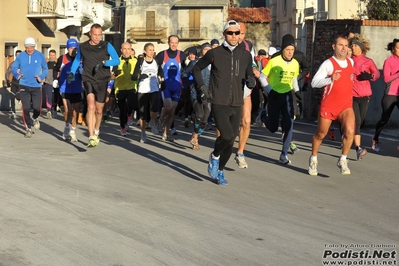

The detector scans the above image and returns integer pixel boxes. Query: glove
[268,89,279,100]
[160,82,166,91]
[295,91,302,101]
[357,71,373,81]
[113,68,121,77]
[92,62,103,75]
[199,85,211,101]
[52,79,59,88]
[140,73,149,80]
[246,76,256,89]
[67,73,74,84]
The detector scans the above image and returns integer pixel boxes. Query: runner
[350,34,380,159]
[182,47,197,128]
[193,20,255,185]
[54,39,83,141]
[371,38,399,152]
[43,49,57,119]
[11,37,48,137]
[155,35,186,141]
[69,23,120,147]
[308,35,355,176]
[5,50,22,119]
[132,42,163,143]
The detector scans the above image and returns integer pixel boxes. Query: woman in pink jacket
[350,34,380,160]
[371,38,399,152]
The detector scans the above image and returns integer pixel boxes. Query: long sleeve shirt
[352,54,380,97]
[382,54,399,96]
[11,50,48,88]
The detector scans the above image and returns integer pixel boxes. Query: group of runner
[7,21,399,184]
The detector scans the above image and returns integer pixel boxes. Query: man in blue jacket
[12,37,48,138]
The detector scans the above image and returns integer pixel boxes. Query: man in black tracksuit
[193,20,255,185]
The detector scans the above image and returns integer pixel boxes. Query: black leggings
[20,85,42,130]
[353,96,369,135]
[117,90,135,128]
[9,82,19,113]
[212,104,242,170]
[138,91,159,122]
[373,95,399,141]
[191,98,211,134]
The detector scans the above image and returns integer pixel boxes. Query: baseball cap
[67,39,79,49]
[24,37,36,47]
[223,20,240,32]
[210,39,220,46]
[268,47,277,56]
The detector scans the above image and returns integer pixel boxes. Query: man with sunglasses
[193,20,256,185]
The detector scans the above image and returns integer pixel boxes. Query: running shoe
[290,142,299,155]
[279,153,291,165]
[46,110,52,119]
[337,158,351,175]
[371,138,380,152]
[171,127,177,135]
[125,124,130,131]
[140,132,147,143]
[157,118,165,132]
[69,131,77,142]
[308,157,318,176]
[87,138,97,148]
[162,133,174,142]
[255,109,266,127]
[208,153,219,179]
[148,120,159,135]
[120,128,127,136]
[356,147,367,160]
[25,129,33,138]
[234,153,248,168]
[217,170,228,185]
[328,129,335,140]
[33,119,40,130]
[94,134,100,144]
[127,115,133,126]
[107,110,113,118]
[10,112,16,119]
[189,138,200,150]
[184,118,190,128]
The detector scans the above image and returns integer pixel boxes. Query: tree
[366,0,399,20]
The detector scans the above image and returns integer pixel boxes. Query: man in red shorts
[308,35,355,176]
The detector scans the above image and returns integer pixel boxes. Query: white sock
[311,155,317,161]
[340,155,347,160]
[211,153,220,160]
[94,129,100,135]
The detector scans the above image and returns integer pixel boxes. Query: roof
[174,0,227,7]
[228,7,271,23]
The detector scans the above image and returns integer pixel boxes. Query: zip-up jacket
[383,54,399,96]
[11,50,48,88]
[115,56,137,92]
[352,54,380,97]
[192,44,253,106]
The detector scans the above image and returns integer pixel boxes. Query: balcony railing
[178,27,208,39]
[27,0,67,19]
[129,27,168,40]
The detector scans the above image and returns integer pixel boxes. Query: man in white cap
[12,37,48,137]
[193,20,256,185]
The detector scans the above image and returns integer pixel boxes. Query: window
[59,45,67,55]
[42,44,51,58]
[251,0,269,7]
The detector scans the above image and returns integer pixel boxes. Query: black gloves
[246,77,256,89]
[92,62,103,75]
[357,71,373,81]
[140,73,149,80]
[295,91,302,101]
[160,82,166,91]
[67,72,74,84]
[113,68,121,77]
[199,85,212,101]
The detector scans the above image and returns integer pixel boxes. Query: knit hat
[188,47,197,56]
[258,49,267,56]
[67,39,79,49]
[281,34,295,51]
[210,39,220,46]
[223,20,240,31]
[24,37,36,47]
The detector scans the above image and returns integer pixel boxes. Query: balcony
[129,27,168,41]
[178,27,208,40]
[27,0,67,19]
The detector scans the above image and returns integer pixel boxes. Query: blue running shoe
[208,153,219,179]
[217,170,228,185]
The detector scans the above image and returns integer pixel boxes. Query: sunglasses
[225,31,240,36]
